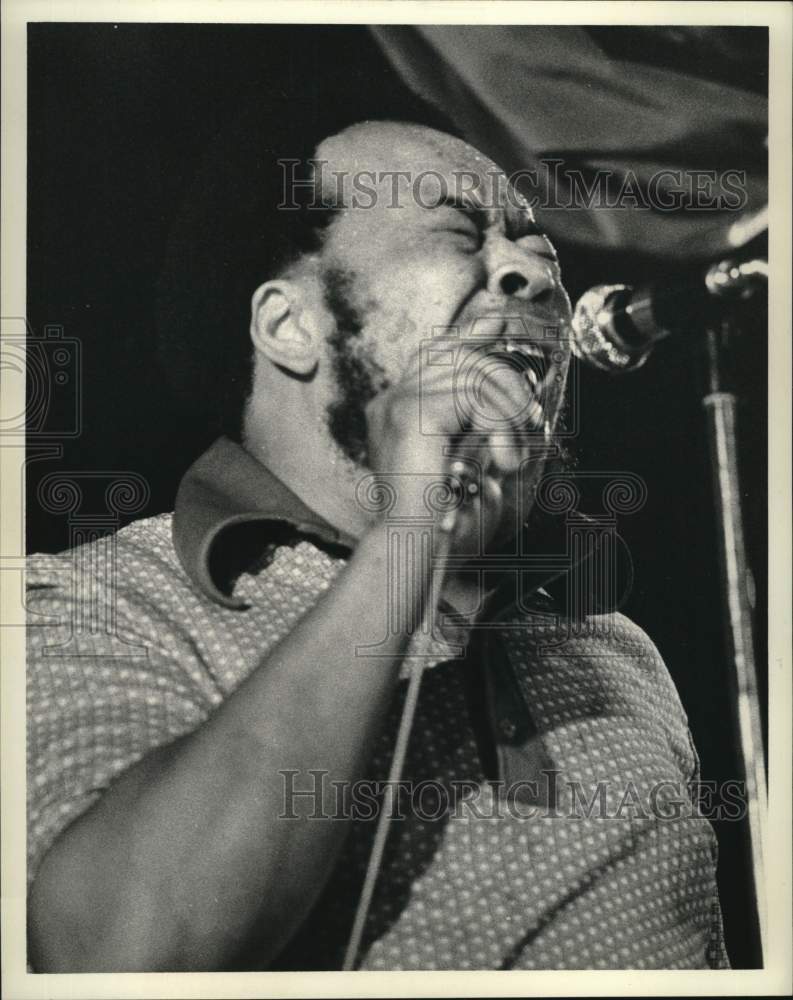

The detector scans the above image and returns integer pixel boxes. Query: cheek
[411,250,484,302]
[363,308,423,382]
[375,258,482,357]
[363,273,478,379]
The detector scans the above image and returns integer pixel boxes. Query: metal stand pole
[703,320,767,963]
[342,523,454,971]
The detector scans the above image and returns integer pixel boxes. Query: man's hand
[365,342,542,541]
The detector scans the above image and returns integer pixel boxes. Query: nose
[485,237,557,303]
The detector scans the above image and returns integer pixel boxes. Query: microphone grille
[572,283,649,373]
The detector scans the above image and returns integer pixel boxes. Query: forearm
[29,522,425,971]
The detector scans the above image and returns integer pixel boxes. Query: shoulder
[522,609,684,709]
[499,609,697,774]
[25,512,203,656]
[27,512,187,607]
[500,607,667,667]
[27,511,177,581]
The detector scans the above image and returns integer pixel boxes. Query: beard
[322,265,389,468]
[320,263,576,546]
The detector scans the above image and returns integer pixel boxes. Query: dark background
[27,23,767,967]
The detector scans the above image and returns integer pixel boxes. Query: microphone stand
[703,313,767,964]
[342,489,459,971]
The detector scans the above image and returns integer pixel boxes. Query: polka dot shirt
[27,510,729,970]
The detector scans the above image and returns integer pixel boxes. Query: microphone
[572,255,768,373]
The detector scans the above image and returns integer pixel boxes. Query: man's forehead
[315,121,531,216]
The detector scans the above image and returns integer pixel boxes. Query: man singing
[26,117,729,971]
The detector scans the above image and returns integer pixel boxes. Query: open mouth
[476,340,551,434]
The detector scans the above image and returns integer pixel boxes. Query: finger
[485,433,521,474]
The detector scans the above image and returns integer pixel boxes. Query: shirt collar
[173,436,629,616]
[172,436,356,609]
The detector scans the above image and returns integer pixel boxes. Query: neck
[243,389,370,543]
[256,442,369,541]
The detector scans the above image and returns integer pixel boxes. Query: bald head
[312,120,535,226]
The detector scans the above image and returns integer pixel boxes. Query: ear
[250,280,320,377]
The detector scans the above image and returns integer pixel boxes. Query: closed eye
[450,222,481,242]
[445,228,482,256]
[430,196,486,237]
[516,234,558,264]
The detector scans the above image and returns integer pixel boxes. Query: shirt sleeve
[26,543,220,890]
[499,611,733,968]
